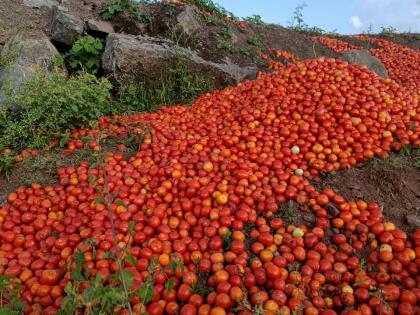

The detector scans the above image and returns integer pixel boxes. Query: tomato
[177,284,192,302]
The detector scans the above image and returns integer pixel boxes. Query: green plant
[0,72,112,151]
[67,36,104,74]
[277,205,295,226]
[380,25,398,36]
[288,2,326,35]
[247,36,264,51]
[0,152,16,177]
[242,14,264,25]
[101,0,152,23]
[0,275,25,315]
[216,25,238,52]
[219,25,233,40]
[119,58,216,113]
[182,0,236,20]
[217,40,236,53]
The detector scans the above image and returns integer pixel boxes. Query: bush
[67,36,104,74]
[101,0,152,23]
[0,72,113,150]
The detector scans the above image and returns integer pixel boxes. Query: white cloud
[350,16,364,28]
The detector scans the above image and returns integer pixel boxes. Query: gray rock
[0,30,59,108]
[102,33,257,87]
[23,0,59,9]
[406,214,420,229]
[87,20,115,34]
[175,5,201,37]
[51,6,84,45]
[341,49,388,78]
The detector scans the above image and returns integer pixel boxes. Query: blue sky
[213,0,420,34]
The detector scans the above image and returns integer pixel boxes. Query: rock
[0,30,59,108]
[51,6,84,46]
[102,33,257,87]
[406,213,420,229]
[87,20,115,35]
[175,5,201,37]
[23,0,59,9]
[341,49,388,78]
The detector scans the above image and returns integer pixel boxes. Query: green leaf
[125,254,136,266]
[137,278,154,305]
[128,220,136,234]
[164,278,174,293]
[71,251,86,282]
[120,269,134,288]
[94,197,104,205]
[116,199,127,208]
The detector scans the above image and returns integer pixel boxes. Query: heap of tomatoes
[311,37,361,54]
[0,44,420,315]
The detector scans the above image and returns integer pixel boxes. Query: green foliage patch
[0,72,113,151]
[66,36,104,74]
[101,0,152,23]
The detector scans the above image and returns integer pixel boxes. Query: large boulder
[51,6,84,46]
[341,49,388,78]
[0,30,59,108]
[102,33,257,87]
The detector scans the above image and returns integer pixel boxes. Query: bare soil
[376,33,420,50]
[314,152,420,233]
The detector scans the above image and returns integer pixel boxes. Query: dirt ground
[315,151,420,233]
[0,0,106,47]
[376,33,420,50]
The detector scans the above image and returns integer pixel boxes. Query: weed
[369,288,391,313]
[66,36,104,74]
[101,0,152,23]
[276,205,295,226]
[0,152,15,178]
[219,25,233,40]
[222,229,232,250]
[119,58,216,112]
[372,156,404,171]
[242,14,264,25]
[191,271,210,297]
[0,72,112,151]
[182,0,236,20]
[320,171,335,180]
[288,2,326,35]
[217,40,236,53]
[0,275,25,314]
[247,36,264,52]
[380,25,398,36]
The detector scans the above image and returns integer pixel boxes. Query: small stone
[406,214,420,229]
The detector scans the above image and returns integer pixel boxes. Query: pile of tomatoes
[0,42,420,315]
[311,37,361,53]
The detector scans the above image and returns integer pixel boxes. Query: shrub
[182,0,236,19]
[67,36,104,74]
[101,0,152,23]
[0,72,113,150]
[288,2,326,35]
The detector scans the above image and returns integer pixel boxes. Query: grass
[119,57,217,112]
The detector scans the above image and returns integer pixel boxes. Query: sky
[212,0,420,34]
